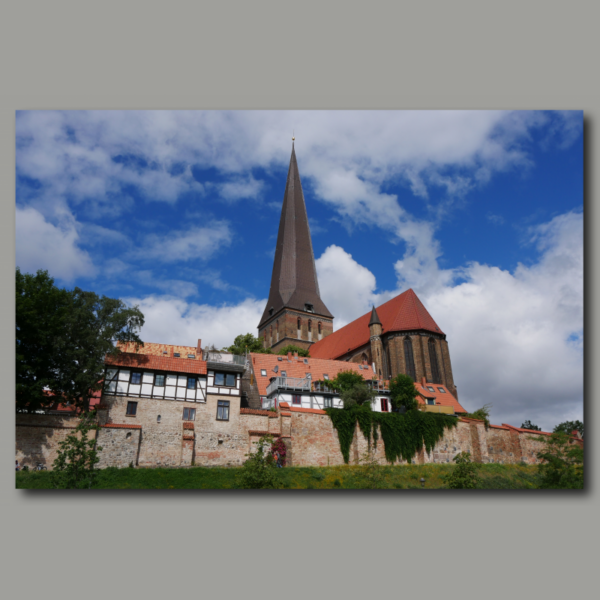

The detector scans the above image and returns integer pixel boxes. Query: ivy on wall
[324,406,457,464]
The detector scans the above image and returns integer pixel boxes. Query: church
[257,142,458,400]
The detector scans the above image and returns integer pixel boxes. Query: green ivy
[324,406,457,464]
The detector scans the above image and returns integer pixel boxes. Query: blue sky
[15,110,583,430]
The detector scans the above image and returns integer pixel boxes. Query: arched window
[308,320,312,332]
[318,322,322,334]
[404,337,416,381]
[276,321,279,341]
[297,317,301,329]
[429,338,441,384]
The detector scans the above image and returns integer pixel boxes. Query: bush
[52,411,102,489]
[535,433,583,489]
[238,435,279,489]
[389,374,419,411]
[444,451,481,489]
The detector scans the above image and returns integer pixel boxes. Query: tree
[535,433,583,489]
[340,382,376,408]
[389,374,419,411]
[553,420,584,438]
[444,451,481,489]
[52,411,102,489]
[521,420,541,431]
[462,404,492,428]
[276,344,309,357]
[330,370,365,394]
[238,435,279,489]
[227,333,273,355]
[16,269,145,412]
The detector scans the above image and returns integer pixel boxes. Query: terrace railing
[266,376,311,396]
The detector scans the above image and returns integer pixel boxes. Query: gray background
[1,2,596,599]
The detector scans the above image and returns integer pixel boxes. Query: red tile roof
[240,408,274,417]
[251,353,377,396]
[105,352,207,375]
[310,289,443,360]
[102,423,142,430]
[117,341,199,357]
[415,382,467,414]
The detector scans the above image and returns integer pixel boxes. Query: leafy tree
[276,344,309,357]
[444,451,481,489]
[462,404,492,428]
[238,435,279,489]
[535,433,583,489]
[52,411,102,489]
[389,374,419,411]
[330,370,365,394]
[521,420,541,431]
[227,333,273,355]
[553,420,584,438]
[16,269,145,412]
[340,382,376,408]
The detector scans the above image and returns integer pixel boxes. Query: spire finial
[292,129,295,142]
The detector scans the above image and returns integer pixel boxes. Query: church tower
[368,305,385,379]
[258,142,334,351]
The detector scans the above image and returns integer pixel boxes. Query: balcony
[266,376,312,396]
[311,381,339,394]
[420,405,455,415]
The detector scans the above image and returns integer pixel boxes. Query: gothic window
[429,338,441,384]
[297,317,301,339]
[361,352,368,363]
[404,337,416,381]
[318,322,322,334]
[308,320,312,332]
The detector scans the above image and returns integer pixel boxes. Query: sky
[15,110,583,431]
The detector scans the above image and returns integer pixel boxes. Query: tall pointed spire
[368,305,382,327]
[258,143,333,329]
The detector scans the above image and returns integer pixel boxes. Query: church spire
[258,143,333,330]
[368,305,382,327]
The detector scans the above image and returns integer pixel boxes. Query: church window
[404,337,416,381]
[216,401,230,421]
[305,303,314,313]
[318,322,322,334]
[308,320,312,332]
[429,338,441,384]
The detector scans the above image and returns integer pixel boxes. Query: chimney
[421,377,427,387]
[288,352,293,361]
[197,339,202,355]
[294,351,298,359]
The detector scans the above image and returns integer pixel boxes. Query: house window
[130,372,142,385]
[183,407,196,421]
[292,395,301,405]
[217,401,230,421]
[154,374,165,387]
[126,401,138,416]
[381,398,389,412]
[215,373,237,387]
[303,358,308,364]
[324,397,333,408]
[306,373,311,379]
[323,374,329,380]
[261,369,267,376]
[187,377,197,389]
[427,398,435,406]
[437,387,446,393]
[174,353,180,358]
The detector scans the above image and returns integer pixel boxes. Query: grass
[16,463,543,490]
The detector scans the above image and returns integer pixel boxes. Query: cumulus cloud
[16,206,94,282]
[217,175,263,201]
[125,295,266,349]
[314,211,583,431]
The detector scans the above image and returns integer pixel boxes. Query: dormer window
[174,353,180,358]
[188,354,195,359]
[437,387,446,393]
[323,374,329,380]
[269,307,274,316]
[277,356,283,361]
[303,358,308,364]
[305,303,314,313]
[427,386,435,392]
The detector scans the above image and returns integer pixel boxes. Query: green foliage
[227,333,273,355]
[324,405,457,464]
[276,344,309,357]
[330,370,366,394]
[535,433,584,489]
[553,420,584,438]
[16,269,145,412]
[443,451,481,489]
[340,382,376,408]
[389,374,419,411]
[51,411,102,489]
[462,404,492,429]
[355,448,389,489]
[521,420,541,431]
[237,435,279,489]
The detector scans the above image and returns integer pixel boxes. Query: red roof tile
[105,352,207,375]
[251,353,376,396]
[310,289,443,360]
[414,382,467,414]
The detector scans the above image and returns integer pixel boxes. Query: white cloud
[139,221,232,263]
[217,175,263,201]
[16,206,94,282]
[125,295,266,350]
[313,211,583,431]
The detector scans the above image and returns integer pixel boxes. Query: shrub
[444,451,481,489]
[238,435,279,489]
[535,433,583,489]
[389,374,419,411]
